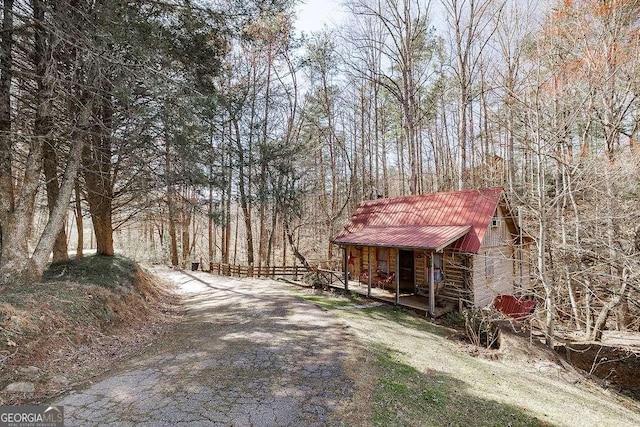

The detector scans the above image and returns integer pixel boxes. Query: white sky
[295,0,346,35]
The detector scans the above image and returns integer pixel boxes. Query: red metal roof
[333,225,472,251]
[333,187,505,253]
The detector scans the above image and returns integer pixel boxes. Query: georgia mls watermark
[0,406,63,427]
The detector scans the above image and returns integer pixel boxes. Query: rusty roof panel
[334,187,504,254]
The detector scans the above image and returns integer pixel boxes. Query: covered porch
[334,224,472,317]
[325,276,457,317]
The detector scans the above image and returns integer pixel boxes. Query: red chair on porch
[377,272,396,291]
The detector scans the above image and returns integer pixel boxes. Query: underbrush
[0,255,181,404]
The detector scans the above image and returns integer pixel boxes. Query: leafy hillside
[0,256,181,405]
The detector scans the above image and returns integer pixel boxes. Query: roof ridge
[361,187,504,203]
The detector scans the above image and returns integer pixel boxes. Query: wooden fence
[209,263,307,280]
[315,268,346,287]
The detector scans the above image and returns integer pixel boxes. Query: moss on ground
[42,255,138,291]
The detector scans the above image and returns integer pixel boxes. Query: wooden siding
[389,248,397,275]
[344,236,522,310]
[443,250,466,287]
[471,205,518,306]
[352,246,402,278]
[436,250,472,302]
[482,205,512,248]
[358,245,365,277]
[414,251,427,288]
[473,246,515,307]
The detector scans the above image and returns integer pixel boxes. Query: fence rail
[209,263,307,280]
[315,268,345,287]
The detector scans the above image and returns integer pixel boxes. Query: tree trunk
[258,56,273,269]
[223,139,232,264]
[181,191,191,267]
[167,189,179,267]
[208,168,214,268]
[91,205,114,256]
[0,0,19,278]
[233,118,255,265]
[265,208,277,266]
[590,162,625,340]
[535,105,554,348]
[83,78,114,256]
[31,99,91,273]
[591,268,629,341]
[0,0,14,227]
[165,136,179,267]
[0,0,88,283]
[43,140,70,262]
[34,0,68,263]
[75,181,83,258]
[285,223,310,270]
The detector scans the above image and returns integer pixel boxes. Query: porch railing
[314,268,345,287]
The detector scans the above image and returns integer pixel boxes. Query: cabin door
[399,250,414,292]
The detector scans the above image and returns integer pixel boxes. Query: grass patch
[43,255,138,291]
[297,291,359,310]
[370,345,548,426]
[296,289,549,424]
[360,305,452,338]
[298,289,456,338]
[2,255,148,326]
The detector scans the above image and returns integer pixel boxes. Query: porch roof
[333,187,508,253]
[332,224,472,252]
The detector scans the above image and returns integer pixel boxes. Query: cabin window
[376,247,389,273]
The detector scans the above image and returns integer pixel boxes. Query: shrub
[462,308,501,348]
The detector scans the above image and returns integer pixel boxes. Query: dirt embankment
[559,343,640,400]
[0,256,183,405]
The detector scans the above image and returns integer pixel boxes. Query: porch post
[395,250,400,305]
[367,247,372,297]
[343,247,349,292]
[429,252,436,317]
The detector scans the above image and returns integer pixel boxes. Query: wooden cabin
[333,187,529,316]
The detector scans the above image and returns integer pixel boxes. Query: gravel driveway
[57,268,357,426]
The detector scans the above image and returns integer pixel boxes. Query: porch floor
[327,279,456,317]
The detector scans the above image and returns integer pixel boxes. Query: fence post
[294,265,298,281]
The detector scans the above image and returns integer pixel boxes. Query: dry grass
[0,255,182,405]
[299,290,640,427]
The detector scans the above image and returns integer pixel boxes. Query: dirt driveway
[57,268,357,426]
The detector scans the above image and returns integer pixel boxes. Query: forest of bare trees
[1,0,639,345]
